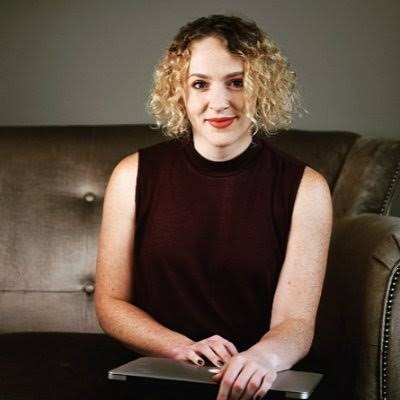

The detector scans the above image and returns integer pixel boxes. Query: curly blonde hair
[148,15,300,138]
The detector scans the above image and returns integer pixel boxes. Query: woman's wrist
[244,342,279,371]
[165,336,195,358]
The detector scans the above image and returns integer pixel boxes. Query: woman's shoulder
[259,136,330,201]
[260,136,306,169]
[108,152,139,193]
[299,166,331,200]
[138,138,182,159]
[112,139,180,175]
[110,139,186,192]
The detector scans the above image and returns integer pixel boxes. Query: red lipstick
[207,117,236,129]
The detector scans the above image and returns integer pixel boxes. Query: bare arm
[247,166,333,370]
[214,166,333,399]
[95,153,193,357]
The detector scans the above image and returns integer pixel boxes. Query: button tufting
[83,282,95,294]
[84,192,96,202]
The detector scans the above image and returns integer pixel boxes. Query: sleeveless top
[133,134,306,351]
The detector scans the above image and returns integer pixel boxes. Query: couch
[0,125,399,400]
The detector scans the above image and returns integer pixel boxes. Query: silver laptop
[108,357,322,399]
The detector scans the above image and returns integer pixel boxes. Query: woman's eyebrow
[188,71,244,79]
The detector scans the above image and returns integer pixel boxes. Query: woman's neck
[192,134,253,162]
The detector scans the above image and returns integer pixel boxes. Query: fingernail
[197,359,204,366]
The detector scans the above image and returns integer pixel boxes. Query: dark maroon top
[133,135,306,351]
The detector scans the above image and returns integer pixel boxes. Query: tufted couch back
[0,125,399,335]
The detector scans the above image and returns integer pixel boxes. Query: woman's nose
[208,84,230,112]
[209,105,229,112]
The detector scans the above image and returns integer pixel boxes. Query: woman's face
[183,36,253,156]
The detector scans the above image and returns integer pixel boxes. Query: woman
[95,15,332,400]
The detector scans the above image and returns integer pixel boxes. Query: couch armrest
[309,213,400,400]
[332,138,400,219]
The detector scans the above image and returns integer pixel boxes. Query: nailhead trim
[380,265,400,399]
[380,160,400,215]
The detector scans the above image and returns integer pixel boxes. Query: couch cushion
[0,126,163,334]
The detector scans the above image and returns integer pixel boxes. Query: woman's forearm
[246,318,314,371]
[96,297,194,357]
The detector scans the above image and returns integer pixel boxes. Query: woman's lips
[207,117,236,129]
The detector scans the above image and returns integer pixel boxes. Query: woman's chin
[203,134,237,148]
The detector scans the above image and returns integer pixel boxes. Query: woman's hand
[169,335,238,367]
[211,350,277,400]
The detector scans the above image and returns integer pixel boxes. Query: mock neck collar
[182,135,263,177]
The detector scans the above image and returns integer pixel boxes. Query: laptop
[108,357,322,399]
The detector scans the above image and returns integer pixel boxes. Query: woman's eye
[192,80,208,89]
[229,79,244,88]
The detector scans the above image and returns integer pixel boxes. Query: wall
[1,0,399,214]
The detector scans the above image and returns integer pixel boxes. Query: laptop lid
[108,357,322,399]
